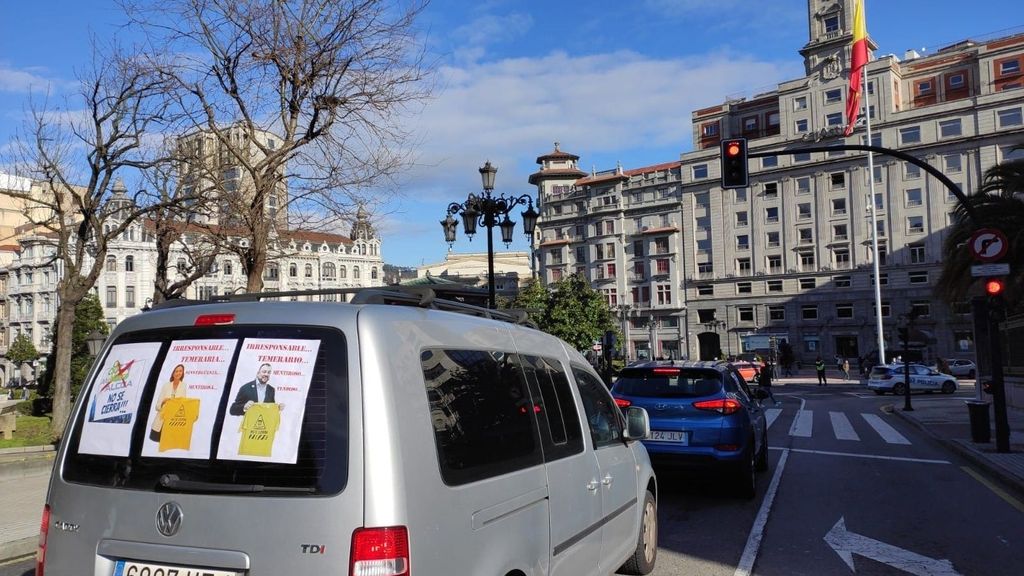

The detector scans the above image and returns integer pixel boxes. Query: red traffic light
[725,142,742,157]
[984,278,1005,296]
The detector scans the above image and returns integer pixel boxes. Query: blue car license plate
[649,430,688,444]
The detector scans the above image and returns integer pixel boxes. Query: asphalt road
[6,385,1022,576]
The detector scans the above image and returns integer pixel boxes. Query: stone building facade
[531,0,1024,363]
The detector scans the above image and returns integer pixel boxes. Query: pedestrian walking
[759,359,776,404]
[815,356,827,386]
[842,358,850,380]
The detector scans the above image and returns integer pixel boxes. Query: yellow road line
[961,466,1024,514]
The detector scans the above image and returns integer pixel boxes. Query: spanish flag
[844,0,868,137]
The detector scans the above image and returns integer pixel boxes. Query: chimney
[904,49,921,60]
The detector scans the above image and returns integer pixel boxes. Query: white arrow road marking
[824,517,962,575]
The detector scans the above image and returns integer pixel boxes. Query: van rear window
[62,325,348,496]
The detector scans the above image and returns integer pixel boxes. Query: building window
[824,89,842,104]
[904,162,921,179]
[910,244,926,263]
[998,107,1023,128]
[796,177,811,194]
[766,207,779,223]
[289,263,298,277]
[876,220,887,238]
[900,126,921,144]
[870,273,889,286]
[737,258,752,274]
[909,271,928,284]
[911,301,931,318]
[939,119,962,138]
[323,262,336,279]
[872,301,892,317]
[656,259,670,275]
[737,282,752,294]
[798,203,812,220]
[106,256,117,272]
[697,262,713,275]
[836,303,854,319]
[736,211,749,227]
[905,188,923,207]
[767,231,780,248]
[106,286,117,308]
[768,255,782,272]
[832,198,847,215]
[697,284,714,296]
[738,306,754,322]
[125,286,135,309]
[354,266,361,279]
[125,255,134,272]
[737,235,750,250]
[735,188,747,203]
[800,252,815,267]
[656,284,672,305]
[702,123,719,137]
[693,164,709,179]
[799,278,815,290]
[907,216,924,234]
[999,59,1021,75]
[799,228,814,244]
[696,239,711,253]
[796,119,809,133]
[764,182,779,198]
[794,96,807,110]
[826,112,843,126]
[802,305,818,320]
[833,224,848,240]
[767,280,783,292]
[264,263,279,280]
[768,305,785,321]
[949,73,965,89]
[917,80,933,94]
[305,264,313,277]
[944,154,962,173]
[223,261,233,275]
[830,172,846,189]
[762,156,778,168]
[835,276,851,288]
[823,14,839,33]
[834,248,850,267]
[794,152,811,163]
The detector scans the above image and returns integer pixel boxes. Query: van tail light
[693,398,742,415]
[36,504,50,576]
[614,397,632,408]
[194,313,235,326]
[350,526,409,576]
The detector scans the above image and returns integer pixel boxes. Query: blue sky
[2,1,1022,268]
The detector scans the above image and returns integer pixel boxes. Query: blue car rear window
[614,369,723,398]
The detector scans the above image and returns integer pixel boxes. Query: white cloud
[0,65,55,93]
[449,12,534,64]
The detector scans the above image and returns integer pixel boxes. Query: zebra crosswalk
[764,408,912,445]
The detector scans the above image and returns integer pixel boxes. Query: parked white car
[944,359,977,379]
[867,364,959,395]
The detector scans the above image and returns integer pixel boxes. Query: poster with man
[79,342,163,456]
[141,339,238,459]
[216,338,320,464]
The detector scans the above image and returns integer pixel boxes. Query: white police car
[867,363,959,395]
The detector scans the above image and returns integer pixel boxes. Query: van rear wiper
[157,474,316,494]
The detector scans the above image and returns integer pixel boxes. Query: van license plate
[649,430,687,444]
[114,560,242,576]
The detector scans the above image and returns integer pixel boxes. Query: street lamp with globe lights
[441,161,539,308]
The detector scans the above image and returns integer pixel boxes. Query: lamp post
[85,330,107,357]
[441,161,539,308]
[615,303,633,362]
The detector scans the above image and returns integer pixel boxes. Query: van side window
[572,367,623,449]
[520,355,584,461]
[420,349,543,486]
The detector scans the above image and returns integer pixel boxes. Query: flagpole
[863,63,886,366]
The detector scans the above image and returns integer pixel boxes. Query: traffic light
[720,138,749,189]
[984,278,1005,297]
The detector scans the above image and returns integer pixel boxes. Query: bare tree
[2,45,175,439]
[124,0,434,292]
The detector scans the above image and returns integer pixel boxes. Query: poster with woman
[216,338,321,464]
[79,342,163,456]
[141,339,239,459]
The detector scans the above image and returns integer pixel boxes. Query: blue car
[611,360,770,498]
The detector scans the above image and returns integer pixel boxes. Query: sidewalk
[0,446,53,562]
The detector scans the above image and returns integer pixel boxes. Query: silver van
[38,288,658,575]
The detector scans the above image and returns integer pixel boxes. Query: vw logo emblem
[156,502,183,537]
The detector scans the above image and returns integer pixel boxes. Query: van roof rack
[207,285,538,328]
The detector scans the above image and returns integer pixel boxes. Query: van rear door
[44,318,363,576]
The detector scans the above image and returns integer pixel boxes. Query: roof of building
[535,142,580,163]
[528,167,588,185]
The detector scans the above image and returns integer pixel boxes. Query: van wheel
[618,490,657,575]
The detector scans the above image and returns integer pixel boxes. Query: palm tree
[936,150,1024,310]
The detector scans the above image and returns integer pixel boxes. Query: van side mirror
[623,406,650,441]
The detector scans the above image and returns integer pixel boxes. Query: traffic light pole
[988,301,1011,452]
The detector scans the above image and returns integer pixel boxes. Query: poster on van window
[215,338,321,464]
[141,339,239,459]
[79,342,163,457]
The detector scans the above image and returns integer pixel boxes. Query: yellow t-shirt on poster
[158,398,201,452]
[238,403,281,457]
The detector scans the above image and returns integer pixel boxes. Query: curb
[0,536,36,565]
[893,408,1024,501]
[0,452,55,482]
